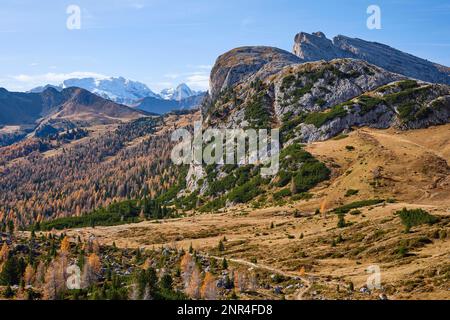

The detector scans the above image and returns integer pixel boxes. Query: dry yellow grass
[62,125,450,300]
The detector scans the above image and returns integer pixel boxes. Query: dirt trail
[208,255,312,300]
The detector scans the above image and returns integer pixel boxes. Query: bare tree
[43,256,67,300]
[186,266,202,299]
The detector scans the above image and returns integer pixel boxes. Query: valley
[0,28,449,301]
[55,125,450,300]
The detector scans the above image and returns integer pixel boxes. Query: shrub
[337,214,347,228]
[333,134,349,141]
[227,177,263,204]
[199,197,226,213]
[274,189,292,201]
[245,92,272,128]
[304,104,348,128]
[395,245,409,258]
[332,199,385,214]
[357,95,383,114]
[345,145,355,151]
[38,198,173,231]
[345,189,359,197]
[293,161,330,193]
[396,208,439,233]
[397,80,419,91]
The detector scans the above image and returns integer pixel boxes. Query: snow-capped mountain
[160,83,198,101]
[61,77,159,105]
[159,87,176,100]
[29,78,206,113]
[30,76,159,106]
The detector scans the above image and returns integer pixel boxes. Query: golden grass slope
[62,125,450,300]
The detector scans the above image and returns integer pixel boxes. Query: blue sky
[0,0,449,92]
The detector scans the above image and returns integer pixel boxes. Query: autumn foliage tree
[0,243,9,262]
[201,272,217,300]
[43,255,67,300]
[186,265,202,299]
[60,236,70,254]
[23,264,35,286]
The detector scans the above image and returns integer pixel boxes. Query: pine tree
[337,214,347,228]
[218,240,225,252]
[222,258,228,270]
[3,285,14,298]
[290,177,297,195]
[0,256,20,286]
[159,274,173,291]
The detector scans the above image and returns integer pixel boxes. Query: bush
[199,197,226,213]
[304,104,348,128]
[227,177,263,204]
[357,95,383,114]
[345,189,359,197]
[274,189,292,201]
[345,145,355,151]
[396,208,439,232]
[349,210,362,215]
[293,161,330,193]
[337,214,347,228]
[245,92,272,128]
[332,199,385,214]
[38,198,173,231]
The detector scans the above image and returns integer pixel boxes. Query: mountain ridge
[293,31,450,85]
[30,77,205,105]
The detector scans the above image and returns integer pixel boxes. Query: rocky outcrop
[187,43,450,205]
[293,32,352,61]
[204,52,449,144]
[293,31,450,85]
[209,46,302,100]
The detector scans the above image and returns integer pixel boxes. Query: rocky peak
[209,46,302,100]
[293,31,353,62]
[293,31,450,85]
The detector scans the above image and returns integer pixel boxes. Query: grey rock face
[293,32,450,85]
[273,59,403,118]
[293,32,353,61]
[209,46,303,100]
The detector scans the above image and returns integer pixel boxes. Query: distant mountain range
[160,83,201,101]
[30,77,206,113]
[0,86,149,144]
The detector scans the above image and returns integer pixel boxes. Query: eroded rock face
[209,46,303,100]
[293,31,450,85]
[293,32,353,61]
[272,59,403,117]
[204,52,450,144]
[186,43,450,199]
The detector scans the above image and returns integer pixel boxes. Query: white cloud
[186,73,209,90]
[162,66,211,91]
[164,73,181,79]
[13,71,108,84]
[187,64,212,70]
[0,71,108,91]
[130,3,145,9]
[150,81,175,92]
